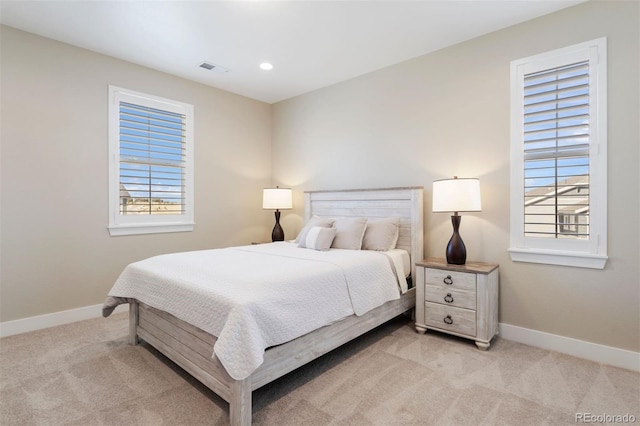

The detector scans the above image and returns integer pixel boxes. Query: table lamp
[432,176,482,265]
[263,186,292,241]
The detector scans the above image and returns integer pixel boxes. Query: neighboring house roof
[525,175,589,214]
[119,184,132,198]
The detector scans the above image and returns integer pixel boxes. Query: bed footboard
[127,288,414,425]
[130,300,251,424]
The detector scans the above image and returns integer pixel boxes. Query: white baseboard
[2,306,638,372]
[499,322,640,372]
[0,303,128,338]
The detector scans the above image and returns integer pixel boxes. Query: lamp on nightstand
[432,176,482,265]
[263,186,292,242]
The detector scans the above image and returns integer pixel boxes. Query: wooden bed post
[229,378,252,426]
[129,302,139,345]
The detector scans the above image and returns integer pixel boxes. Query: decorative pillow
[362,217,401,251]
[331,217,368,250]
[301,226,337,251]
[295,215,335,245]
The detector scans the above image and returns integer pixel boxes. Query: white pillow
[301,226,337,251]
[331,217,368,250]
[295,215,335,245]
[362,217,401,251]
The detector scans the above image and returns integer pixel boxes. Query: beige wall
[0,26,273,322]
[1,2,638,353]
[272,1,640,351]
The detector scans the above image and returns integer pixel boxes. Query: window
[108,86,194,236]
[509,38,607,269]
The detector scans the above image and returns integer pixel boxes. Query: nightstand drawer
[425,268,476,292]
[424,302,476,337]
[425,284,476,310]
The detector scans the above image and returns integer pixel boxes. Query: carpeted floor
[1,312,638,425]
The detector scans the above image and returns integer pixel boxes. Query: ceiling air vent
[199,61,229,73]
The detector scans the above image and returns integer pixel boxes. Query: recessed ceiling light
[259,62,273,71]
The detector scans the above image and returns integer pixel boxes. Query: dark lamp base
[446,214,467,265]
[271,210,284,242]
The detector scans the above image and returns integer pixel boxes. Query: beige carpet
[1,312,638,425]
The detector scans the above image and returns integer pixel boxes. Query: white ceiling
[1,0,585,104]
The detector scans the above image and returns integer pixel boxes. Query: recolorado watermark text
[576,413,637,423]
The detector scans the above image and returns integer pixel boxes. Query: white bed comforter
[103,242,402,380]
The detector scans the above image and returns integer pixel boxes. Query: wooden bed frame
[127,187,424,425]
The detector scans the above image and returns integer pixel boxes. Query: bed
[103,186,424,425]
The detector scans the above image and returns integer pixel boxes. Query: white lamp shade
[432,178,482,213]
[262,187,292,210]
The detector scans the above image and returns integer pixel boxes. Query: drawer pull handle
[443,275,453,285]
[444,293,454,303]
[443,315,453,325]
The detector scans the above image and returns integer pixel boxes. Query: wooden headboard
[304,187,424,280]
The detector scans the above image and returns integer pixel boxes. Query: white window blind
[509,38,607,269]
[108,86,194,236]
[523,60,590,239]
[118,102,186,215]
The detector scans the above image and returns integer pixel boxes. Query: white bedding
[104,242,405,380]
[387,248,410,287]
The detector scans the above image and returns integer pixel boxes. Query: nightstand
[415,258,499,350]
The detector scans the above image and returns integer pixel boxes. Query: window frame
[108,86,194,236]
[509,38,607,269]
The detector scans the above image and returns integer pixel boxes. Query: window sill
[508,248,607,269]
[108,222,194,236]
